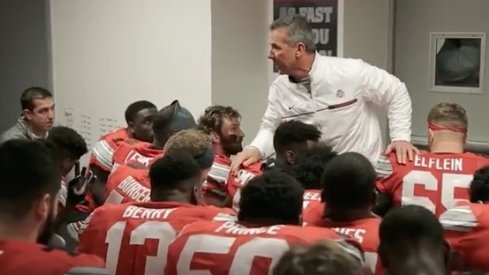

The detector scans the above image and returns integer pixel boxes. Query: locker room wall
[50,0,213,155]
[395,0,489,153]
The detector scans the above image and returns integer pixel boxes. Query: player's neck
[430,140,464,154]
[274,157,291,171]
[151,139,165,149]
[213,145,229,158]
[325,207,373,222]
[151,192,192,204]
[289,53,315,81]
[125,128,134,139]
[0,223,38,243]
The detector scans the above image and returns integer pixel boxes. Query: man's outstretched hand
[67,167,96,206]
[384,140,419,164]
[230,147,262,173]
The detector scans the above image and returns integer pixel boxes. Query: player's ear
[127,120,135,133]
[36,193,52,223]
[23,108,33,121]
[285,150,296,165]
[209,131,220,144]
[370,188,378,206]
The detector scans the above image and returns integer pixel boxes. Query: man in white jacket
[233,15,416,169]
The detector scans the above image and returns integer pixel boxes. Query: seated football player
[0,140,107,274]
[89,100,157,203]
[111,100,196,170]
[227,120,322,211]
[103,102,196,204]
[375,103,489,217]
[61,103,196,249]
[273,240,364,275]
[90,100,195,208]
[291,145,337,226]
[440,166,489,271]
[319,152,382,274]
[379,205,451,275]
[104,128,208,205]
[165,170,363,275]
[42,126,88,211]
[78,153,234,274]
[197,105,245,206]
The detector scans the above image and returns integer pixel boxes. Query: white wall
[211,0,270,145]
[395,0,489,151]
[50,0,212,149]
[343,0,393,70]
[343,0,393,145]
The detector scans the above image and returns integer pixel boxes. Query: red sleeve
[78,208,110,259]
[375,153,408,207]
[90,129,129,172]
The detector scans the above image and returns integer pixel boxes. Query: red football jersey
[203,154,232,200]
[302,189,325,226]
[440,202,489,271]
[112,140,164,171]
[376,151,489,216]
[104,165,151,204]
[0,239,107,274]
[165,220,363,275]
[90,128,131,172]
[78,201,235,275]
[321,217,383,275]
[226,162,263,211]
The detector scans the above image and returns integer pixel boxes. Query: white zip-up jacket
[249,55,412,163]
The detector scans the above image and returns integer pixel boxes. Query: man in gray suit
[0,87,55,143]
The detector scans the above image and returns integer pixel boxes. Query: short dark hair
[238,170,304,224]
[321,152,375,208]
[379,205,444,250]
[0,140,60,219]
[149,153,201,190]
[153,100,196,137]
[292,145,337,189]
[21,87,52,111]
[270,15,316,54]
[273,121,321,155]
[124,100,156,124]
[45,126,88,160]
[198,105,241,134]
[469,166,489,202]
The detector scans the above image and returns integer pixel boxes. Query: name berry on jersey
[122,206,175,220]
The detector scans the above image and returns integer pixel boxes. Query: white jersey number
[105,221,176,274]
[402,171,472,214]
[176,235,289,274]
